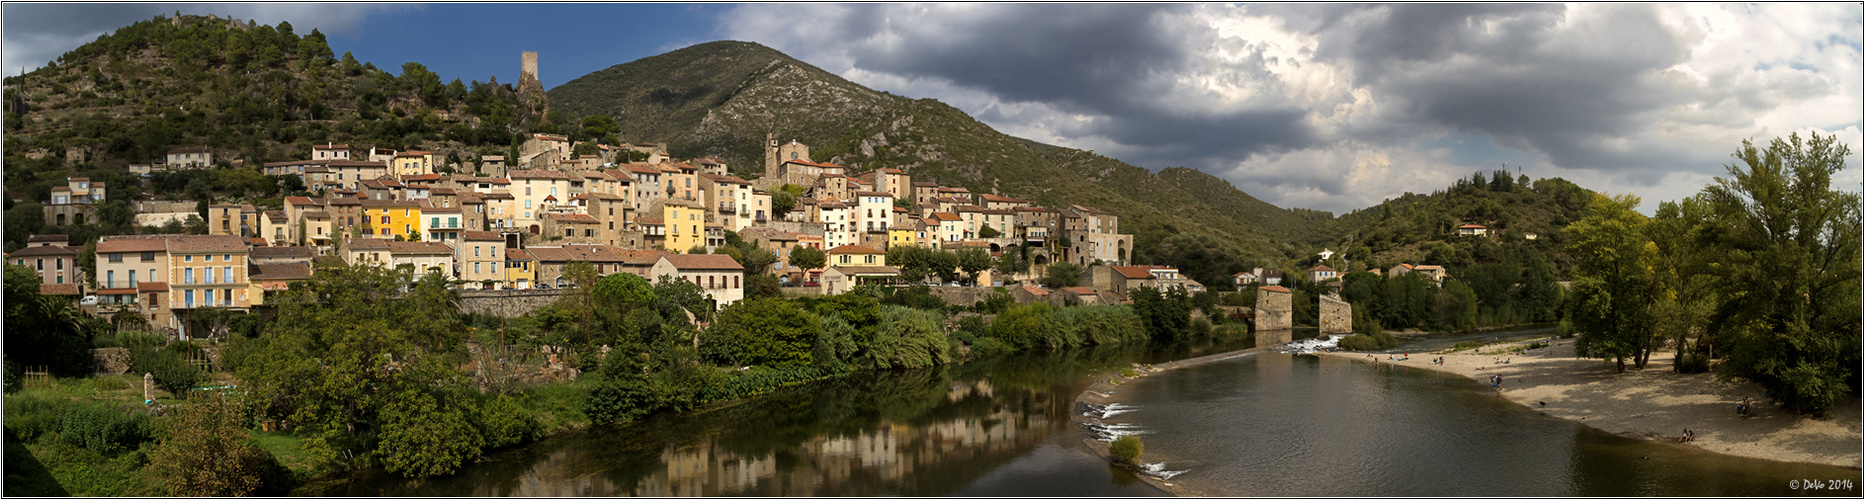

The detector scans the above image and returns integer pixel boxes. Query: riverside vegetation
[2,254,1238,494]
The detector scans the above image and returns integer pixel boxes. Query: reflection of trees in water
[338,334,1259,496]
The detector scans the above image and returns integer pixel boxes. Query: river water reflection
[1109,346,1862,496]
[309,333,1264,496]
[311,327,1859,496]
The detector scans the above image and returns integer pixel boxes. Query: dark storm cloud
[814,3,1323,160]
[1301,3,1698,171]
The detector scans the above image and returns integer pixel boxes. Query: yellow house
[662,199,707,252]
[888,226,917,249]
[361,200,423,240]
[505,248,537,289]
[393,150,435,176]
[827,244,887,267]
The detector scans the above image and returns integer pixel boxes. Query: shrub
[476,395,542,449]
[1110,435,1143,463]
[130,345,202,397]
[583,375,659,426]
[4,393,68,441]
[58,403,153,454]
[1339,330,1399,351]
[149,394,284,496]
[1188,317,1213,337]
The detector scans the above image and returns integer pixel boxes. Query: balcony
[717,203,736,214]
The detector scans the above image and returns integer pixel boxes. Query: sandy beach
[1322,337,1862,469]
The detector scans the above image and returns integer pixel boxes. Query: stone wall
[927,286,999,307]
[1319,295,1353,334]
[93,347,131,375]
[1255,288,1292,331]
[460,289,566,318]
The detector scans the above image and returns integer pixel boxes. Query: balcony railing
[717,203,736,214]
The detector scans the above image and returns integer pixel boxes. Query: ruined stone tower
[515,51,548,129]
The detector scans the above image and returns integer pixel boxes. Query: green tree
[236,266,476,476]
[704,298,820,366]
[954,247,992,284]
[770,190,797,218]
[789,246,826,271]
[1041,262,1082,288]
[4,263,95,377]
[149,393,285,496]
[994,250,1030,281]
[5,201,45,248]
[1700,132,1861,415]
[1563,194,1659,372]
[592,272,655,313]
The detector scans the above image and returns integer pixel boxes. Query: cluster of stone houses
[21,136,1150,336]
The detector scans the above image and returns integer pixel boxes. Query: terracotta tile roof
[1310,265,1335,272]
[827,244,885,254]
[1459,224,1486,229]
[634,216,664,225]
[1109,266,1155,279]
[506,249,534,261]
[912,181,939,187]
[347,239,392,250]
[661,254,745,270]
[826,265,899,275]
[250,262,313,281]
[97,236,170,254]
[1063,286,1099,295]
[700,174,750,185]
[1259,285,1292,293]
[509,169,575,180]
[39,283,81,295]
[548,213,598,223]
[250,246,315,258]
[167,146,212,154]
[930,212,963,221]
[7,245,77,257]
[26,234,69,244]
[313,144,350,150]
[388,241,453,254]
[463,231,503,241]
[1021,285,1050,296]
[853,191,891,197]
[166,235,248,253]
[285,196,323,206]
[978,194,1029,203]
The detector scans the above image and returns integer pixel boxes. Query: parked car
[79,295,99,306]
[803,281,820,287]
[536,283,552,290]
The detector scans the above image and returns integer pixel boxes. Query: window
[141,251,155,262]
[223,266,232,284]
[184,255,192,262]
[185,290,194,308]
[475,246,481,257]
[129,270,137,287]
[475,262,482,274]
[107,270,115,287]
[185,268,195,284]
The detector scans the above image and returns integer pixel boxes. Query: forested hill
[2,14,544,203]
[548,40,1343,264]
[1326,170,1597,279]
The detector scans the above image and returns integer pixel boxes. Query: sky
[4,2,1860,215]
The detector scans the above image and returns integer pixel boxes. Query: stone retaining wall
[460,289,566,318]
[1319,295,1352,334]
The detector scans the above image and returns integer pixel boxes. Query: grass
[249,429,318,478]
[515,377,596,434]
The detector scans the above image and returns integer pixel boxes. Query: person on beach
[1738,398,1752,417]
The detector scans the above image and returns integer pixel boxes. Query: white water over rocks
[1274,334,1347,354]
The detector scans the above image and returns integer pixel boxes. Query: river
[310,327,1859,496]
